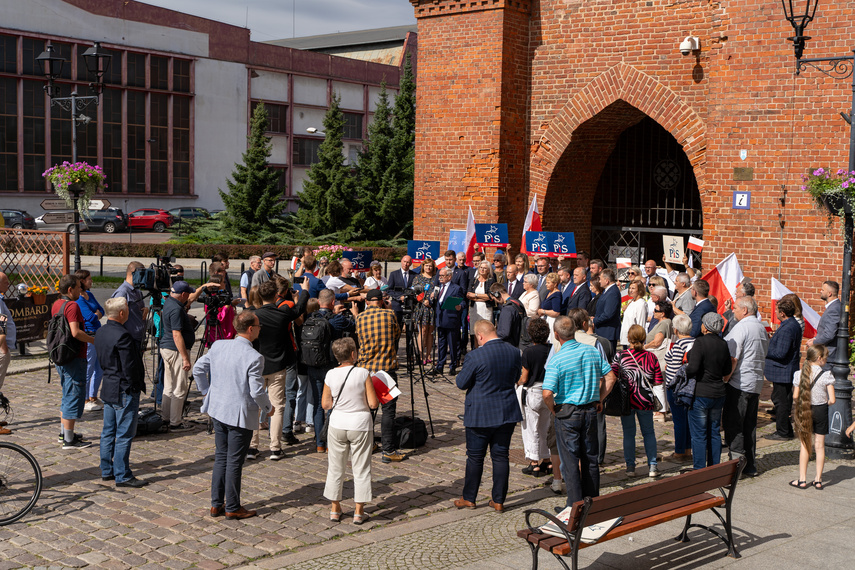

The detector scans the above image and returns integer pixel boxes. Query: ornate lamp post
[36,42,111,271]
[781,0,855,459]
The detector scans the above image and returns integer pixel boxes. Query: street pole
[71,90,82,272]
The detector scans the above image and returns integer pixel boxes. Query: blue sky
[137,0,417,42]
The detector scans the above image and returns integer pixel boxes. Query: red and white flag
[616,257,632,269]
[521,196,542,254]
[687,237,704,252]
[701,253,743,315]
[464,206,477,265]
[771,278,819,339]
[371,371,402,405]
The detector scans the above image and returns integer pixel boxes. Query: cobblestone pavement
[0,343,802,568]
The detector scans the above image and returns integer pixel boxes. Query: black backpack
[46,300,80,365]
[301,311,334,367]
[135,409,165,436]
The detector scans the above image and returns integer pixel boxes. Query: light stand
[37,42,112,272]
[781,0,855,459]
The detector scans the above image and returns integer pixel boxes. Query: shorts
[57,358,87,420]
[812,404,829,435]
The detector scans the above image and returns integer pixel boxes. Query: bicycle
[0,441,43,525]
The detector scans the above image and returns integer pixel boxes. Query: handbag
[319,366,355,442]
[603,375,631,417]
[625,350,663,412]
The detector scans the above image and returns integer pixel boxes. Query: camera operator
[208,262,242,308]
[111,261,147,350]
[159,281,196,432]
[490,282,525,348]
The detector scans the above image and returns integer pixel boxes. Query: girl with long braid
[790,345,835,490]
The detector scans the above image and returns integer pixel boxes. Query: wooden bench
[517,457,746,570]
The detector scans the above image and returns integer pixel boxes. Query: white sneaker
[84,401,103,411]
[648,466,660,478]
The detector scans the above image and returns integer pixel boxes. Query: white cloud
[136,0,416,41]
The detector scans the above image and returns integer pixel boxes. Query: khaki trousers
[0,350,10,391]
[250,369,288,451]
[324,427,373,503]
[160,348,190,427]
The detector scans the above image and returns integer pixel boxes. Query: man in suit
[534,257,551,301]
[557,266,574,312]
[387,255,416,328]
[688,279,715,337]
[505,263,524,299]
[592,268,621,351]
[432,268,465,375]
[809,280,841,371]
[543,316,616,507]
[194,310,273,520]
[566,267,592,313]
[492,283,524,347]
[764,297,802,440]
[96,297,147,487]
[454,320,522,512]
[453,251,470,292]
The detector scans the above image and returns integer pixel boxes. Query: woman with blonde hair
[619,280,648,348]
[515,253,530,275]
[536,272,563,351]
[466,260,496,348]
[790,345,835,490]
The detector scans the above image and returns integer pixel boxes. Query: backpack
[395,415,428,449]
[46,300,80,365]
[135,409,165,436]
[301,311,334,367]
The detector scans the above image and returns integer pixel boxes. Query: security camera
[680,36,700,56]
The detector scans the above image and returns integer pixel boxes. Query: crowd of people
[0,243,850,520]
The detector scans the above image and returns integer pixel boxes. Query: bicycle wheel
[0,442,43,525]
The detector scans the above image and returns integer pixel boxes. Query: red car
[127,209,174,232]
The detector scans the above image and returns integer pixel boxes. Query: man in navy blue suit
[432,268,465,375]
[689,279,715,338]
[566,266,592,313]
[809,280,842,372]
[592,268,621,351]
[387,255,416,327]
[454,320,522,512]
[505,264,524,299]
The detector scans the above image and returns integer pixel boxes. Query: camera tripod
[402,309,435,439]
[141,291,164,410]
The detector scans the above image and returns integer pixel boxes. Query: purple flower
[814,168,825,176]
[843,181,850,189]
[800,185,807,191]
[837,169,846,176]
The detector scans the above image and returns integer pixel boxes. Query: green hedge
[80,242,408,261]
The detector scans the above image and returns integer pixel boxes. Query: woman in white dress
[466,260,496,348]
[620,280,648,348]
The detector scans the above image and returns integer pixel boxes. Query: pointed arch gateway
[528,62,707,265]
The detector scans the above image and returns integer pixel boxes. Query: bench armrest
[524,508,576,545]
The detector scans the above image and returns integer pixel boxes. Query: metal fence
[0,228,70,296]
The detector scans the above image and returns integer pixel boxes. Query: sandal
[540,461,553,476]
[330,510,342,522]
[353,513,369,525]
[812,480,825,490]
[521,462,541,476]
[789,480,809,489]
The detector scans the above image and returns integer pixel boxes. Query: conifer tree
[296,92,355,235]
[388,54,416,238]
[218,102,284,237]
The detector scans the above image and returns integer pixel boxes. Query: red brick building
[409,0,853,311]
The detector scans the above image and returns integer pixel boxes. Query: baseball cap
[365,289,383,301]
[170,280,194,294]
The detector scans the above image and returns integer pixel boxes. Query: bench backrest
[568,459,742,530]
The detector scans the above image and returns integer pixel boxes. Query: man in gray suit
[194,311,273,520]
[809,280,842,371]
[534,257,551,301]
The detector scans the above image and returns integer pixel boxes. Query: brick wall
[410,0,854,315]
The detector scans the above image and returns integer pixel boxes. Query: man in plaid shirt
[356,289,405,463]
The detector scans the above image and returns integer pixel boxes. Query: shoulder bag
[319,366,355,442]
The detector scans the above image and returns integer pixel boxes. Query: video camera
[132,251,178,307]
[386,283,428,314]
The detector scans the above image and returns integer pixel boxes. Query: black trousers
[211,418,252,512]
[771,382,795,437]
[436,326,460,371]
[723,384,760,474]
[380,370,399,455]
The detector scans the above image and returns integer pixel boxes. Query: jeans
[462,422,516,504]
[687,395,725,470]
[667,388,692,454]
[85,342,103,399]
[100,391,141,483]
[723,384,760,474]
[554,406,600,507]
[281,365,298,436]
[308,365,332,447]
[295,372,311,424]
[57,358,87,420]
[380,372,399,454]
[211,418,253,512]
[771,382,794,437]
[597,410,607,465]
[620,410,658,469]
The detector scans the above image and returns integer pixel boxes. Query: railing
[0,228,70,295]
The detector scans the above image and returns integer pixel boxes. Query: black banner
[6,293,61,345]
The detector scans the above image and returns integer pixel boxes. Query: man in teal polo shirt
[543,316,616,507]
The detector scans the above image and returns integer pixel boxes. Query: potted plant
[28,285,49,305]
[802,167,855,219]
[42,161,108,216]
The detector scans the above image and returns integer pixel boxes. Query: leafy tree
[296,92,356,235]
[218,102,285,238]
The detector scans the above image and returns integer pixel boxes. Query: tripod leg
[420,363,435,438]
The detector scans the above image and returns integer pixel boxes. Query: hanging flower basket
[802,168,855,221]
[42,161,108,217]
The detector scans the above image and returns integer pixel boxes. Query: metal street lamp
[36,42,112,271]
[781,0,855,459]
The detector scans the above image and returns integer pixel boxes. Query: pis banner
[342,251,372,271]
[474,223,509,247]
[524,231,577,258]
[407,240,441,262]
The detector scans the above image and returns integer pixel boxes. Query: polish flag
[371,371,402,404]
[687,237,704,252]
[464,206,477,265]
[771,278,819,339]
[521,196,542,254]
[700,253,743,315]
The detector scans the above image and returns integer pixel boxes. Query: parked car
[127,208,174,232]
[84,208,127,233]
[35,212,79,234]
[1,209,37,229]
[167,207,210,220]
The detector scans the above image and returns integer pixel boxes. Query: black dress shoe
[116,478,149,488]
[283,432,300,445]
[101,476,113,481]
[449,368,457,376]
